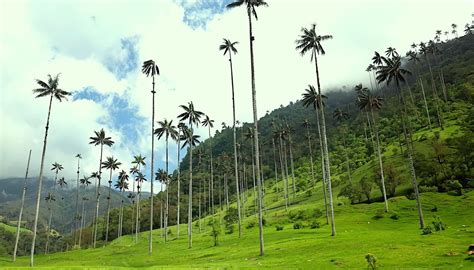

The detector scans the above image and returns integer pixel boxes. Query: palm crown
[356,87,384,112]
[226,0,268,20]
[51,162,64,173]
[333,108,349,122]
[80,175,92,186]
[89,129,114,147]
[301,84,327,110]
[57,177,67,188]
[142,60,160,77]
[295,24,333,61]
[178,102,204,127]
[180,125,200,149]
[32,74,71,101]
[132,155,146,168]
[219,39,238,56]
[114,170,129,191]
[154,119,178,141]
[101,156,121,172]
[375,56,411,86]
[202,115,214,128]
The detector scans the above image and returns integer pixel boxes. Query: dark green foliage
[338,183,362,204]
[207,218,221,246]
[419,186,438,193]
[224,207,239,234]
[275,225,284,231]
[293,222,304,229]
[432,216,446,231]
[373,164,401,198]
[390,212,400,220]
[288,208,322,222]
[446,180,463,195]
[373,210,385,220]
[422,226,433,235]
[310,220,320,229]
[365,253,377,270]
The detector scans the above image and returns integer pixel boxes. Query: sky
[0,0,472,193]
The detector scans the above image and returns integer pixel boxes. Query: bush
[310,220,320,229]
[447,180,463,195]
[365,253,377,270]
[432,216,446,231]
[431,206,438,212]
[422,226,433,235]
[275,225,284,231]
[373,210,385,220]
[305,189,312,197]
[390,212,400,220]
[246,220,256,229]
[419,185,438,193]
[293,222,304,229]
[225,224,234,234]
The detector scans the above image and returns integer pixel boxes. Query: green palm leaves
[89,129,114,147]
[219,39,238,56]
[295,24,333,61]
[301,85,327,110]
[155,119,178,141]
[226,0,268,20]
[32,74,70,101]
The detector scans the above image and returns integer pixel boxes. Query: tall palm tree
[142,59,159,254]
[301,84,335,234]
[296,23,335,235]
[57,177,67,198]
[332,108,353,184]
[134,171,147,243]
[178,123,201,248]
[202,115,215,214]
[44,192,56,254]
[89,129,114,247]
[154,119,178,242]
[451,23,457,38]
[435,30,442,43]
[13,149,32,262]
[101,156,121,242]
[114,170,129,237]
[129,166,138,236]
[178,102,203,248]
[176,122,186,239]
[78,175,91,247]
[219,38,242,236]
[284,123,297,200]
[30,74,70,266]
[45,162,63,253]
[74,154,82,246]
[155,169,168,238]
[226,0,268,255]
[356,87,389,212]
[376,55,425,228]
[245,127,258,211]
[131,155,146,242]
[302,119,316,186]
[465,23,472,35]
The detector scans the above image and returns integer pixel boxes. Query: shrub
[305,189,312,197]
[275,225,284,231]
[447,180,463,195]
[310,220,320,229]
[390,212,400,220]
[365,253,377,270]
[293,222,304,229]
[422,226,433,235]
[207,218,221,246]
[373,210,385,220]
[432,216,446,231]
[225,224,234,234]
[246,220,256,229]
[431,206,438,212]
[419,185,438,193]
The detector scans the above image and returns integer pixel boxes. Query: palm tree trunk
[30,93,54,267]
[79,198,85,247]
[250,139,257,213]
[224,173,229,209]
[314,100,329,224]
[283,141,290,205]
[425,55,444,129]
[419,77,432,130]
[208,126,215,214]
[119,189,124,237]
[198,180,202,233]
[289,135,296,199]
[370,108,389,212]
[93,143,104,248]
[74,156,80,246]
[177,132,181,239]
[45,171,59,254]
[341,135,352,184]
[188,123,193,249]
[272,138,279,192]
[314,51,336,236]
[14,150,31,262]
[305,128,316,187]
[164,136,170,242]
[135,183,141,243]
[277,136,287,210]
[228,52,242,238]
[105,168,113,242]
[149,76,156,254]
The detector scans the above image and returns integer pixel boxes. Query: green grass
[0,222,31,234]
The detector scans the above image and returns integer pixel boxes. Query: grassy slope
[0,223,31,234]
[1,113,473,269]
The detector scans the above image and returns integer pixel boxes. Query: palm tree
[78,175,91,247]
[101,156,121,242]
[155,168,168,237]
[245,127,258,211]
[219,37,243,237]
[134,171,147,243]
[385,47,399,58]
[302,119,316,187]
[332,108,353,185]
[129,166,138,236]
[296,23,335,235]
[226,0,268,255]
[406,50,432,130]
[114,170,129,237]
[30,74,70,266]
[176,122,186,239]
[57,177,67,199]
[465,23,472,35]
[45,162,63,253]
[142,59,159,254]
[301,84,335,234]
[451,23,458,38]
[131,155,146,242]
[284,123,297,200]
[356,87,389,212]
[13,150,32,262]
[154,119,178,242]
[202,115,215,214]
[435,30,442,43]
[73,154,82,246]
[178,123,201,248]
[44,192,56,254]
[178,102,203,248]
[376,55,425,228]
[89,129,114,248]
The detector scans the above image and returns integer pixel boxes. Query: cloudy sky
[0,0,471,192]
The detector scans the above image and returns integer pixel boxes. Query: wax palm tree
[376,55,425,228]
[385,47,399,58]
[155,168,168,237]
[301,84,334,234]
[142,59,159,254]
[73,154,82,246]
[131,155,145,242]
[179,124,200,248]
[178,102,203,248]
[114,170,129,237]
[464,23,472,35]
[89,129,114,248]
[202,115,215,214]
[176,122,186,239]
[302,119,316,187]
[13,150,32,262]
[30,74,70,266]
[356,87,389,212]
[101,156,121,242]
[44,192,56,254]
[226,0,268,255]
[44,162,63,253]
[332,108,353,185]
[435,30,442,43]
[134,171,147,242]
[245,127,258,210]
[78,175,91,248]
[451,23,458,38]
[129,165,139,234]
[57,177,67,200]
[284,123,297,200]
[154,119,178,242]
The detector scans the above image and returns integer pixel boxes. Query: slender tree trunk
[288,135,296,199]
[13,150,31,262]
[188,123,194,249]
[208,126,215,214]
[177,130,181,239]
[229,52,242,238]
[74,156,80,246]
[93,143,104,248]
[164,136,170,242]
[277,136,287,210]
[314,101,329,224]
[370,108,389,212]
[283,141,290,205]
[45,171,59,254]
[118,189,124,237]
[224,173,229,209]
[149,76,156,254]
[305,128,316,187]
[271,138,279,192]
[30,93,54,267]
[425,55,444,129]
[341,136,352,184]
[250,139,257,213]
[105,168,113,242]
[79,197,86,248]
[314,51,336,236]
[419,77,432,130]
[135,181,141,243]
